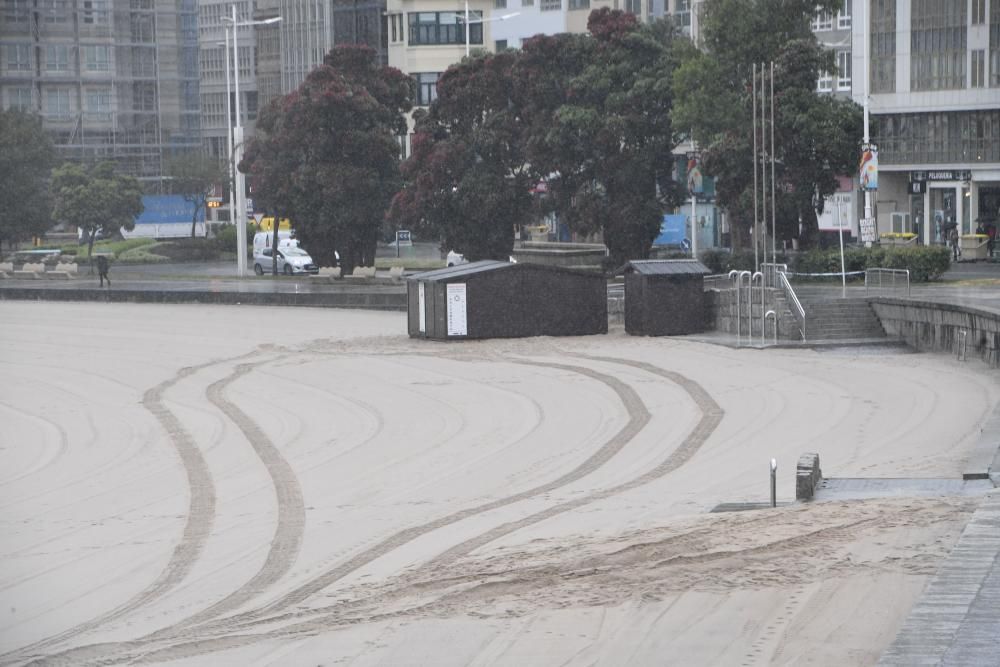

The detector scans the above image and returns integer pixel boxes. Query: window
[812,11,832,31]
[495,0,506,7]
[540,0,560,11]
[134,81,156,111]
[82,0,109,25]
[972,0,986,24]
[4,0,30,23]
[522,0,533,5]
[495,39,508,51]
[991,0,1000,86]
[624,0,641,15]
[569,0,589,8]
[7,87,32,111]
[873,110,1000,165]
[45,44,70,72]
[389,13,403,43]
[675,0,691,29]
[83,45,110,71]
[911,0,967,91]
[5,43,31,71]
[871,0,896,93]
[46,89,71,118]
[972,49,985,87]
[41,0,69,23]
[86,88,112,118]
[817,70,833,92]
[837,3,851,29]
[837,51,851,90]
[408,12,482,46]
[413,72,440,106]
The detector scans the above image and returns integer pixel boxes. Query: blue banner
[135,195,205,225]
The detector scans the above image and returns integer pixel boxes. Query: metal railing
[778,271,806,342]
[764,310,778,346]
[865,268,910,297]
[704,273,733,290]
[761,262,788,288]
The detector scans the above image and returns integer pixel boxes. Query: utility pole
[752,63,759,271]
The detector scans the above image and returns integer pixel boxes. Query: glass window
[7,87,32,111]
[873,110,1000,165]
[624,0,641,14]
[408,11,482,46]
[495,39,508,51]
[568,0,589,9]
[837,3,851,29]
[871,0,896,93]
[522,0,533,5]
[45,44,70,72]
[86,88,111,114]
[991,0,1000,87]
[812,11,832,31]
[413,72,440,106]
[837,51,851,90]
[46,89,71,117]
[911,0,967,91]
[5,43,31,71]
[3,0,30,23]
[817,70,833,92]
[83,45,111,71]
[540,0,560,11]
[495,0,506,7]
[972,0,985,24]
[971,49,985,87]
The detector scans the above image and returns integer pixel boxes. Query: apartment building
[859,0,1000,243]
[0,0,200,186]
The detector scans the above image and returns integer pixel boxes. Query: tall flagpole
[752,63,759,271]
[770,61,776,262]
[760,63,767,270]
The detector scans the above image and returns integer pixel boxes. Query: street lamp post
[223,7,282,277]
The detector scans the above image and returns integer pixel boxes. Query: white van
[253,230,298,253]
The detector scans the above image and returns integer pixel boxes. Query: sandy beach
[1,301,997,666]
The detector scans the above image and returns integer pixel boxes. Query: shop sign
[910,170,972,182]
[859,217,878,244]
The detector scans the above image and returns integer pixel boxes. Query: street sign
[859,217,878,244]
[253,212,264,225]
[396,230,412,246]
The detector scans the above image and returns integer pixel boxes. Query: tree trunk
[272,211,280,276]
[87,229,97,274]
[191,202,200,238]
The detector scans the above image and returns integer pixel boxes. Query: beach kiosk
[624,259,711,336]
[407,260,607,340]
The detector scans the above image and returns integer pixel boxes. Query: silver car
[253,246,319,275]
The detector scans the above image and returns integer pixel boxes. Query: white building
[854,0,1000,244]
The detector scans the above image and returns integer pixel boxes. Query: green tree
[672,0,862,249]
[526,11,684,265]
[240,45,412,272]
[389,10,684,266]
[0,110,56,250]
[51,162,144,259]
[164,153,225,238]
[388,50,534,261]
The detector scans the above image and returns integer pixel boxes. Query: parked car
[253,246,318,275]
[446,250,468,267]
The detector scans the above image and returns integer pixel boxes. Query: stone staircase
[799,297,887,341]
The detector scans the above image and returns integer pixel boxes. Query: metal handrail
[751,271,763,338]
[764,310,778,345]
[738,270,752,345]
[728,270,741,344]
[761,262,787,288]
[778,271,806,342]
[865,268,911,297]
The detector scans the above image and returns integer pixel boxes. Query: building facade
[860,0,1000,243]
[0,0,200,187]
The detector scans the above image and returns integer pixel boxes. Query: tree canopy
[0,110,56,249]
[164,153,225,238]
[51,162,144,257]
[240,45,413,271]
[389,10,685,266]
[671,0,861,248]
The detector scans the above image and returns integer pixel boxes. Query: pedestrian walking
[96,254,111,287]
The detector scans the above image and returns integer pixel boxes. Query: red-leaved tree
[240,45,412,271]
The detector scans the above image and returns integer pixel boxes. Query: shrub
[153,238,222,261]
[788,245,948,282]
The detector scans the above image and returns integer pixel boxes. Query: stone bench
[309,266,342,282]
[344,266,377,281]
[46,262,79,280]
[376,266,406,284]
[11,262,46,279]
[0,262,13,279]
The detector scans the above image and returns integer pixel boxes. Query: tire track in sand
[148,361,306,635]
[34,359,651,665]
[1,362,219,665]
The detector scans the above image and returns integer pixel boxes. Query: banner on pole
[859,143,879,191]
[686,152,703,195]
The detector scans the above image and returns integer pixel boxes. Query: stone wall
[706,288,800,341]
[870,298,1000,368]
